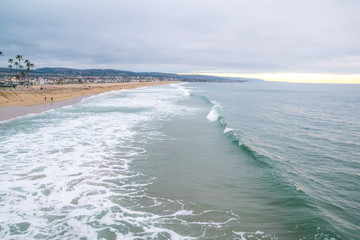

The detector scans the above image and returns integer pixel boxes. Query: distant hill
[223,77,264,82]
[0,67,264,82]
[0,67,178,77]
[33,68,161,77]
[178,74,236,82]
[31,68,186,79]
[179,75,263,82]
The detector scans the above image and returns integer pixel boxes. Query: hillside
[0,67,263,82]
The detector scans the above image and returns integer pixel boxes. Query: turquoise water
[0,82,359,239]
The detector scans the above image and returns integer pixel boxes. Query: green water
[0,82,358,239]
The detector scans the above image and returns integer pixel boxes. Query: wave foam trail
[0,84,277,239]
[174,83,191,96]
[206,101,221,122]
[0,84,202,239]
[223,127,234,133]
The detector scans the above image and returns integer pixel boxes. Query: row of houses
[1,75,175,86]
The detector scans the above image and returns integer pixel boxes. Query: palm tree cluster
[2,51,35,86]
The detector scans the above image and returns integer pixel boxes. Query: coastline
[0,81,177,121]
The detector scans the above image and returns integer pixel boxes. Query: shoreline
[0,81,177,121]
[0,96,88,121]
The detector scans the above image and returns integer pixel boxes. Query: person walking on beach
[51,97,53,102]
[45,96,47,101]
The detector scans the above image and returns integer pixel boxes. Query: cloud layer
[1,0,359,73]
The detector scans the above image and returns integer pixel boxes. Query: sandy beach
[0,82,175,108]
[0,81,176,121]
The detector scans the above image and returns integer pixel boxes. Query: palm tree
[15,55,22,64]
[30,62,35,78]
[15,55,22,75]
[19,64,24,85]
[14,61,19,84]
[0,51,3,85]
[25,60,32,86]
[15,55,24,85]
[21,72,26,85]
[14,61,19,70]
[8,58,14,79]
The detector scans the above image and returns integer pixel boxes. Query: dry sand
[0,82,175,108]
[0,81,177,121]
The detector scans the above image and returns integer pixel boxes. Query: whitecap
[223,127,234,133]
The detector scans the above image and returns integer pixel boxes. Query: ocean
[0,82,359,239]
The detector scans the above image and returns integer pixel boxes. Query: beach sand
[0,81,177,121]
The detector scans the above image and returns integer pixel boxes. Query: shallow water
[0,82,359,239]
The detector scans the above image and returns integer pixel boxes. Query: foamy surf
[0,84,195,239]
[0,83,272,239]
[206,100,221,122]
[223,127,234,133]
[174,83,191,96]
[2,81,352,239]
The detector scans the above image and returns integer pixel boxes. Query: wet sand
[0,97,88,121]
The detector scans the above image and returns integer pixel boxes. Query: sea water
[0,82,359,239]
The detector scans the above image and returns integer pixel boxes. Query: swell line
[201,95,274,169]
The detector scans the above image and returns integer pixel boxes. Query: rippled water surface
[0,82,359,239]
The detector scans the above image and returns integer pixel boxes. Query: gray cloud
[1,0,360,73]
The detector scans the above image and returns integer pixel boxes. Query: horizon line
[179,72,360,84]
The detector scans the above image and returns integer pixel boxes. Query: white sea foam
[206,101,221,122]
[223,127,234,133]
[0,84,212,239]
[171,210,194,216]
[0,84,272,239]
[174,83,191,96]
[233,230,266,240]
[206,106,219,121]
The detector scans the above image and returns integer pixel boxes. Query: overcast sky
[1,0,360,74]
